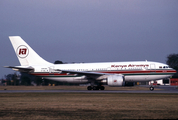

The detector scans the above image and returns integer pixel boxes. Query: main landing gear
[87,86,105,90]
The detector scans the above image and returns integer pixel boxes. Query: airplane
[5,36,176,91]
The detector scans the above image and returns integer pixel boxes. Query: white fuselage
[30,61,175,83]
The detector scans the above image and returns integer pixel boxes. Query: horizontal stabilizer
[4,66,34,72]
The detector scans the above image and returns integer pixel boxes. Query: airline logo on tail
[16,45,29,58]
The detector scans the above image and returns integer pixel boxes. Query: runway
[0,86,178,93]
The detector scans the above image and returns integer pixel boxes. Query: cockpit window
[163,66,169,68]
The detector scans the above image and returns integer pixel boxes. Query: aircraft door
[49,66,54,73]
[150,64,155,70]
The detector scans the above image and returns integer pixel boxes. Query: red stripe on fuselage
[30,69,176,76]
[101,70,176,74]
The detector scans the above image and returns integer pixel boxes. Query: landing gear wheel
[149,86,154,91]
[87,86,92,90]
[100,86,105,90]
[87,86,105,90]
[93,86,99,90]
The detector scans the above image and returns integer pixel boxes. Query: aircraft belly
[125,75,171,82]
[146,75,171,81]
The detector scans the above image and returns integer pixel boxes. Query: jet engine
[107,75,125,86]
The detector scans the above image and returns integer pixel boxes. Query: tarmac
[0,85,178,93]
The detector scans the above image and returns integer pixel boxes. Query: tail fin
[9,36,53,66]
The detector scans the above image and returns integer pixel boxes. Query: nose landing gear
[149,86,154,91]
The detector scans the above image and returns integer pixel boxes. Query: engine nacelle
[107,75,125,86]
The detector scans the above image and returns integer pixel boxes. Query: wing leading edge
[54,69,116,80]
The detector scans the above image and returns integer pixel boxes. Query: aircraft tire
[93,86,99,90]
[149,86,154,91]
[100,86,105,90]
[87,86,92,90]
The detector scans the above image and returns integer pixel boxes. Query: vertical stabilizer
[9,36,53,66]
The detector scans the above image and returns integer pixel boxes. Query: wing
[55,69,109,80]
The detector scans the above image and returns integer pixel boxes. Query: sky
[0,0,178,78]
